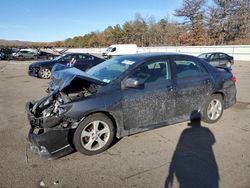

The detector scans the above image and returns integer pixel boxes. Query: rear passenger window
[78,55,86,60]
[173,58,207,78]
[210,54,219,60]
[219,54,227,59]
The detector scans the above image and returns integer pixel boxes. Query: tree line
[1,0,249,48]
[56,0,249,47]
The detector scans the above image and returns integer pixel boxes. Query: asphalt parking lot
[0,60,249,188]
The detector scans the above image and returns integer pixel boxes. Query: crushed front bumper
[26,102,74,160]
[28,128,74,160]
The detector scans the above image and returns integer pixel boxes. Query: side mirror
[124,78,139,88]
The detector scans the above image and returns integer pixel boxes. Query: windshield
[86,56,138,83]
[106,47,114,52]
[198,53,212,59]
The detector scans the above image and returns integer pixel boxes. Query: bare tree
[209,0,249,44]
[175,0,207,45]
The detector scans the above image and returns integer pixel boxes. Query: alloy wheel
[40,68,51,79]
[80,120,111,151]
[207,99,222,121]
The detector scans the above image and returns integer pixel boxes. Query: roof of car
[64,52,90,55]
[200,52,226,55]
[119,52,194,60]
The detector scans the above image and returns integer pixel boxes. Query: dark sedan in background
[0,52,7,60]
[198,52,234,68]
[28,53,104,79]
[0,48,15,60]
[26,53,236,159]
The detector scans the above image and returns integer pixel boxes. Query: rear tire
[73,113,115,155]
[203,94,224,123]
[38,67,51,79]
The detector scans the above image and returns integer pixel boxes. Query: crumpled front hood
[50,64,106,92]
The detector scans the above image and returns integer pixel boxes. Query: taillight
[231,76,236,83]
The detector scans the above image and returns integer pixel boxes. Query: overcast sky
[0,0,182,42]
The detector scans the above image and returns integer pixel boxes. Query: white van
[102,44,138,59]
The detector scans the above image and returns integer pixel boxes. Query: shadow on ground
[165,119,219,188]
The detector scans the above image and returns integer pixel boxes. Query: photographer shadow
[165,115,219,188]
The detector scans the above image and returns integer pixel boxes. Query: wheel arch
[81,111,121,139]
[212,91,225,101]
[202,91,224,123]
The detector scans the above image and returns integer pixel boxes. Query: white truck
[102,44,138,59]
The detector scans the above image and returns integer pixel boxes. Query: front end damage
[26,93,74,160]
[26,64,105,159]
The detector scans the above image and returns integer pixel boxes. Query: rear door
[27,51,35,59]
[170,55,213,119]
[20,51,28,58]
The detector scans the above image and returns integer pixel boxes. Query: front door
[121,58,175,131]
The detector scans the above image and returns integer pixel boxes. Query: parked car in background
[12,49,38,60]
[37,47,66,60]
[198,52,234,68]
[37,51,60,60]
[0,52,7,60]
[26,53,236,159]
[28,53,104,79]
[102,44,137,59]
[0,48,15,60]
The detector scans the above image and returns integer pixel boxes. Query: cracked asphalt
[0,60,249,188]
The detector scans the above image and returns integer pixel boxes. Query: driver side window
[130,60,170,84]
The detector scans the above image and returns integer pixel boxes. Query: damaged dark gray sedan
[26,53,237,159]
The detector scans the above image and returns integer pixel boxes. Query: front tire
[203,94,224,123]
[38,67,51,79]
[73,113,115,155]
